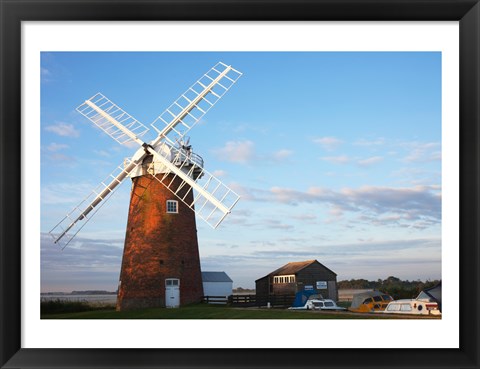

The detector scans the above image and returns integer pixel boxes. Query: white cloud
[213,140,255,164]
[340,185,441,214]
[261,219,295,230]
[270,186,313,204]
[291,214,317,221]
[41,233,123,292]
[41,67,53,83]
[213,142,292,165]
[212,170,227,177]
[328,205,344,218]
[403,142,441,163]
[45,122,80,138]
[391,167,441,186]
[47,153,77,165]
[354,137,386,146]
[46,143,69,152]
[272,149,293,161]
[228,182,270,202]
[242,183,441,229]
[41,182,97,205]
[93,149,112,158]
[313,136,343,151]
[321,155,383,167]
[357,156,383,167]
[321,155,350,164]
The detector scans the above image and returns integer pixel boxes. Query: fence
[202,294,296,307]
[203,294,296,307]
[202,295,229,304]
[229,294,257,307]
[231,294,295,307]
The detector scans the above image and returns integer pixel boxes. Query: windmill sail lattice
[49,62,242,248]
[77,93,150,145]
[149,146,240,228]
[49,159,138,249]
[151,62,242,146]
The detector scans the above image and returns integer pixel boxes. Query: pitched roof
[201,271,233,283]
[255,259,336,282]
[270,260,317,276]
[422,281,441,304]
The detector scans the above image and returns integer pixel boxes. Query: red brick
[116,173,203,311]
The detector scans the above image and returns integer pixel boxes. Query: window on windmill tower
[166,200,178,213]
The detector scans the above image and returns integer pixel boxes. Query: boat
[348,290,393,313]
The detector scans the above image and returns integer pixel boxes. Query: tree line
[337,276,440,300]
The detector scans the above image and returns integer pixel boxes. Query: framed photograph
[1,0,479,368]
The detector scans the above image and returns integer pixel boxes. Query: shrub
[41,299,96,314]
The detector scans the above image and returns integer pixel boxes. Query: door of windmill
[165,278,180,308]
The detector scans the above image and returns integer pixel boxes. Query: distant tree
[383,276,401,285]
[337,277,441,300]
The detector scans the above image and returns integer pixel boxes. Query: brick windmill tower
[116,139,207,310]
[49,62,242,310]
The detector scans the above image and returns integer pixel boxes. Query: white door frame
[165,278,180,308]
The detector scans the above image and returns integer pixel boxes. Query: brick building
[116,167,204,311]
[255,260,338,301]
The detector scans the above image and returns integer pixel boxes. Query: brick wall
[116,173,204,311]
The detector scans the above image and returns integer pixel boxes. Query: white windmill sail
[49,96,151,247]
[144,143,240,229]
[49,159,138,249]
[153,161,240,228]
[49,61,242,248]
[150,61,242,146]
[77,93,150,145]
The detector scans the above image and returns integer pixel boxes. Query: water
[41,294,117,305]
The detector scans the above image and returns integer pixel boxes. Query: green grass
[41,303,390,319]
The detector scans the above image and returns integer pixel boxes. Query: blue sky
[41,52,441,292]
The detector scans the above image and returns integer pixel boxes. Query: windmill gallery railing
[171,147,204,169]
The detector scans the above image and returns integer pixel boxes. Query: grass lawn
[41,303,408,319]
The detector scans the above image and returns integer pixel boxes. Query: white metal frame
[49,62,242,248]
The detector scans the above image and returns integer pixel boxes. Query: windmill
[49,62,242,310]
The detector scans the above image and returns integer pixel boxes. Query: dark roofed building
[255,260,338,302]
[417,281,442,312]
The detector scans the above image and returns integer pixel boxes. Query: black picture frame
[1,1,479,368]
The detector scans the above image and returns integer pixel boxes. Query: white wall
[203,281,233,297]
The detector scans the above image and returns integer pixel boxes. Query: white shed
[202,271,233,301]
